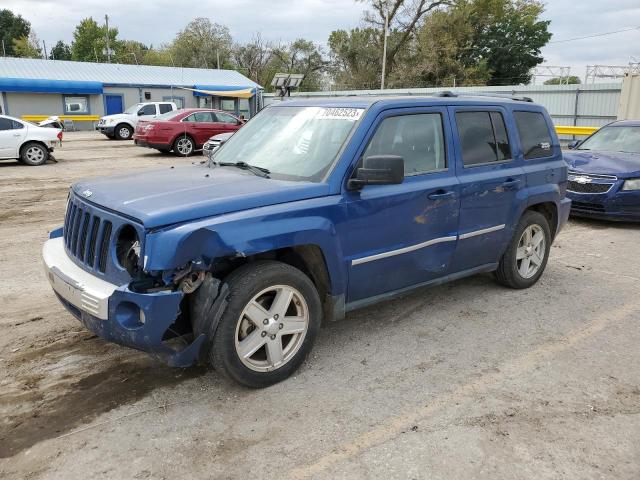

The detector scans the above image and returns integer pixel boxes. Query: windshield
[578,125,640,154]
[124,104,143,114]
[211,106,363,182]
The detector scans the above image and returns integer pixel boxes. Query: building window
[63,96,89,114]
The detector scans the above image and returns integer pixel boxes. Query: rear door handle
[428,190,455,200]
[502,179,521,190]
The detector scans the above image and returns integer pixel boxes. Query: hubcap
[26,146,44,163]
[516,224,546,279]
[177,138,193,155]
[119,127,131,138]
[234,285,309,372]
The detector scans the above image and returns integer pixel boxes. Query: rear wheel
[114,124,133,140]
[19,142,49,166]
[494,210,551,289]
[203,261,322,388]
[173,135,195,156]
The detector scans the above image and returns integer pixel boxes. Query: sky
[3,0,640,83]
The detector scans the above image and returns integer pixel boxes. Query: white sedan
[0,115,62,166]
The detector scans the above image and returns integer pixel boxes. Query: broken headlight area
[116,224,141,277]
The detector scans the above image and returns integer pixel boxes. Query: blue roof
[0,57,261,90]
[0,77,103,94]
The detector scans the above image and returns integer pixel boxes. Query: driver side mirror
[348,155,404,190]
[137,110,145,116]
[567,140,581,149]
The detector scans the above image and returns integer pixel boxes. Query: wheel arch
[525,201,558,239]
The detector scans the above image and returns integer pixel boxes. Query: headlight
[622,178,640,191]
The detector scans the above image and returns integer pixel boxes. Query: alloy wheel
[177,138,193,155]
[234,285,309,372]
[25,146,45,164]
[516,224,546,279]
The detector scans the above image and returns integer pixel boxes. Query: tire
[173,135,195,156]
[494,210,551,289]
[19,142,49,166]
[114,124,133,140]
[204,261,322,388]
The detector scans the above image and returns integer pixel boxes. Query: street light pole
[381,8,389,90]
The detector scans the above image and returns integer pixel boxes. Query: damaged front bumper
[42,236,205,367]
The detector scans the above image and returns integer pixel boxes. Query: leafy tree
[269,39,327,91]
[328,28,383,89]
[544,75,581,85]
[0,9,31,57]
[12,32,42,58]
[469,0,552,85]
[232,34,274,87]
[115,40,149,65]
[49,40,72,60]
[71,17,119,62]
[170,18,233,69]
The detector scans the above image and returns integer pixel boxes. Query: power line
[549,26,640,44]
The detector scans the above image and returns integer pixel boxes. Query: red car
[134,108,244,156]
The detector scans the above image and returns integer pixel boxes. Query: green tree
[0,9,31,57]
[232,34,274,87]
[328,28,383,89]
[544,75,581,85]
[49,40,72,60]
[12,32,42,58]
[170,18,233,69]
[268,39,327,91]
[115,40,148,65]
[71,17,119,62]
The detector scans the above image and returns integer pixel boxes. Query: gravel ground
[1,132,639,480]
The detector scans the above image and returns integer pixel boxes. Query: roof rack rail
[432,91,534,102]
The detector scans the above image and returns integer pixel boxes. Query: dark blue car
[564,120,640,221]
[43,95,570,387]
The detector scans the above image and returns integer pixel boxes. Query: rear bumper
[134,138,171,150]
[43,236,204,366]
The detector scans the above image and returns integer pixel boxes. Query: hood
[101,113,131,122]
[563,150,640,178]
[72,165,329,229]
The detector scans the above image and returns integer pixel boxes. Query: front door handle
[502,179,521,190]
[428,190,455,200]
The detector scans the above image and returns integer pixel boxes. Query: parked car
[134,109,243,156]
[97,102,177,140]
[203,131,235,159]
[0,114,62,166]
[43,95,570,387]
[564,120,640,221]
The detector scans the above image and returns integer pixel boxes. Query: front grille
[567,181,613,194]
[62,197,114,273]
[571,201,606,213]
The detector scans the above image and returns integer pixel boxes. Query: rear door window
[514,111,553,159]
[456,111,512,166]
[214,112,239,124]
[158,103,173,114]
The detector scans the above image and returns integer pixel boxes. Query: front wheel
[114,124,133,140]
[494,210,551,289]
[204,261,322,388]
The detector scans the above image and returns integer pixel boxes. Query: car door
[344,107,461,303]
[0,117,26,158]
[186,111,218,146]
[137,104,158,122]
[448,107,525,270]
[214,112,242,135]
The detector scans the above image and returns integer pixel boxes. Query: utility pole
[105,14,111,63]
[216,50,221,69]
[381,6,389,90]
[2,40,6,57]
[42,40,47,59]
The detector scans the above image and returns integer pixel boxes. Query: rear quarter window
[514,111,553,159]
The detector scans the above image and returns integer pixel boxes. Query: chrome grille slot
[98,221,112,273]
[87,217,100,267]
[71,207,83,254]
[78,212,91,260]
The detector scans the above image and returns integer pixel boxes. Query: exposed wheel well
[526,202,558,239]
[211,245,332,316]
[20,140,48,154]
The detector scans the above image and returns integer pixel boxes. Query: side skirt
[344,263,499,314]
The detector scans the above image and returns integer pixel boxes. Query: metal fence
[264,83,622,137]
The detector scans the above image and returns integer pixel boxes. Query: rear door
[449,107,525,270]
[344,107,461,303]
[0,117,26,158]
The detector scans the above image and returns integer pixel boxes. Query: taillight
[57,131,63,141]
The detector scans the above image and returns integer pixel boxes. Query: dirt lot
[1,131,639,479]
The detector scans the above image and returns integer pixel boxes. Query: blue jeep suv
[43,94,571,387]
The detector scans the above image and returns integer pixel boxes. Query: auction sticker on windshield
[319,108,364,121]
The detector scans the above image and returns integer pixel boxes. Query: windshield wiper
[217,161,270,178]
